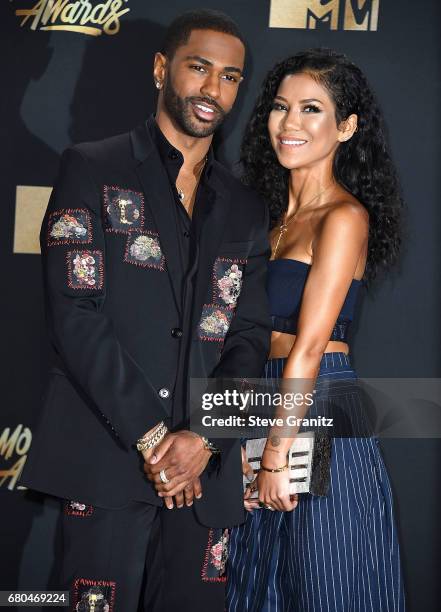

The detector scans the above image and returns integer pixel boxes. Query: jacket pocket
[217,240,253,257]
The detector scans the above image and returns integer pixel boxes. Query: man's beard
[163,78,227,137]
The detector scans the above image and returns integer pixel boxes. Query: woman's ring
[159,469,170,484]
[258,501,274,510]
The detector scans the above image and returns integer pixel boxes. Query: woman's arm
[257,202,368,510]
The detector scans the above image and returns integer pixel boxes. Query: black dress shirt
[148,118,216,424]
[148,117,214,311]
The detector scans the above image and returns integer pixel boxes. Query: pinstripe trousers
[226,353,405,612]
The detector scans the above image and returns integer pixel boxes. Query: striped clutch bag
[243,432,331,499]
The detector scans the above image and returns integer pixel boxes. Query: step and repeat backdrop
[1,1,440,609]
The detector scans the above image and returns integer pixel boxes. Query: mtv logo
[269,0,379,31]
[344,0,379,31]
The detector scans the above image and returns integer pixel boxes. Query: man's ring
[159,469,170,484]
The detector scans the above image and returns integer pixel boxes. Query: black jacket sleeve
[212,200,272,380]
[41,147,168,449]
[210,199,272,453]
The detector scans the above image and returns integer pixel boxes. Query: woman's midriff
[269,330,349,359]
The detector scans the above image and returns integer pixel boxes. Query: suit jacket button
[158,388,170,399]
[171,327,183,338]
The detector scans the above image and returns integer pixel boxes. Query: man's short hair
[161,9,245,59]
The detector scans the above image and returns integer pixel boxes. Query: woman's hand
[256,450,298,512]
[256,469,298,512]
[242,446,260,512]
[243,480,261,512]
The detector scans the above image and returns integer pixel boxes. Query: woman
[227,49,405,611]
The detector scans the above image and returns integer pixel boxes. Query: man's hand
[141,427,177,509]
[144,444,202,509]
[149,477,202,510]
[143,430,212,500]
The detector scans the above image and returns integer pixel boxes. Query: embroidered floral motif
[124,231,165,270]
[198,304,234,342]
[212,257,246,308]
[201,528,229,582]
[103,185,144,233]
[65,501,94,517]
[67,250,104,290]
[47,209,92,246]
[217,263,243,305]
[73,578,115,612]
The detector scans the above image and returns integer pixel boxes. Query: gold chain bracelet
[260,462,289,473]
[136,421,168,452]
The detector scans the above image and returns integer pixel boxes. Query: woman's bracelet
[260,462,289,473]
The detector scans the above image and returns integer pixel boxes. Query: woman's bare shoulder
[319,196,369,234]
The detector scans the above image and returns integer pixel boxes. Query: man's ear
[337,113,358,143]
[153,52,167,90]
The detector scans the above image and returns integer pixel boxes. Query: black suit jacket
[21,119,271,527]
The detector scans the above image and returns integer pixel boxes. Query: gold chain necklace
[176,155,207,204]
[272,184,334,259]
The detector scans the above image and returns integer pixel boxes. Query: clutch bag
[243,432,332,499]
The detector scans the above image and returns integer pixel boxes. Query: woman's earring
[155,81,162,90]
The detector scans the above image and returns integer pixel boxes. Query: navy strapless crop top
[267,259,363,342]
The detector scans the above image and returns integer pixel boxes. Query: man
[21,9,271,612]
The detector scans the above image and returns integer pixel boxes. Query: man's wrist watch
[201,436,221,455]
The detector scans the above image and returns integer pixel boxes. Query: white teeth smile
[280,139,307,145]
[195,103,214,113]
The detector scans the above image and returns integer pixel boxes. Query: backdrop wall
[1,1,440,610]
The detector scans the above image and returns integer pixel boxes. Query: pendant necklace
[176,155,207,204]
[272,184,334,259]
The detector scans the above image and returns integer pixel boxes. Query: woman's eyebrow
[274,95,324,104]
[300,98,323,104]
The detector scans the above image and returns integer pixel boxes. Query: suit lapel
[130,122,182,313]
[130,122,232,323]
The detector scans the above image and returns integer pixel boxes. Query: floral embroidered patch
[198,304,234,342]
[103,185,144,233]
[201,528,229,582]
[212,257,246,308]
[73,578,115,611]
[65,501,94,517]
[124,231,165,271]
[67,250,104,290]
[47,208,92,246]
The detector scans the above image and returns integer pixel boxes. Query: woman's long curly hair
[241,48,403,283]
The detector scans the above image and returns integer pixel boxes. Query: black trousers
[57,499,226,611]
[145,505,227,612]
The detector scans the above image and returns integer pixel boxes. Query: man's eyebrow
[185,55,213,66]
[223,66,243,75]
[185,55,243,75]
